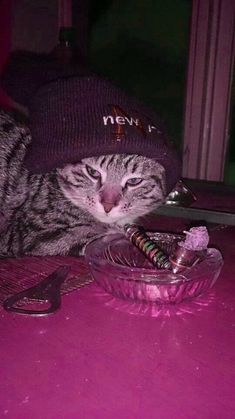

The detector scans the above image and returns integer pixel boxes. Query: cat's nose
[102,201,116,213]
[99,186,121,213]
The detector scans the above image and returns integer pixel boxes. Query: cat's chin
[92,212,136,226]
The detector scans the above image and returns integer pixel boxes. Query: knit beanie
[25,75,181,194]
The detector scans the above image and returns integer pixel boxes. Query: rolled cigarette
[124,224,171,270]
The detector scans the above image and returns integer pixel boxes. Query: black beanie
[25,75,181,194]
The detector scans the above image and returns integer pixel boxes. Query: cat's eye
[126,177,143,187]
[85,165,101,180]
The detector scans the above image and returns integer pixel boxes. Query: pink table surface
[1,226,235,419]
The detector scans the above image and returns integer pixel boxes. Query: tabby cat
[0,109,167,257]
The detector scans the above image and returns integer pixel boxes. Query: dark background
[89,0,191,152]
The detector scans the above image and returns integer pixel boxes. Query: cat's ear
[57,167,65,176]
[154,161,165,177]
[57,162,79,174]
[57,164,73,178]
[153,162,167,195]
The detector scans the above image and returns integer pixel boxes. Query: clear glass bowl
[85,233,223,304]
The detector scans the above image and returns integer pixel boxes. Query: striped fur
[0,110,167,257]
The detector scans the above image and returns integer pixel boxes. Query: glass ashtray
[85,233,223,304]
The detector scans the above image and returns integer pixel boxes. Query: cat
[0,109,167,257]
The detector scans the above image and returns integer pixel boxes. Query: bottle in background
[51,26,77,65]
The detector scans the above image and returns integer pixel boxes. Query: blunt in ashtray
[124,224,171,269]
[169,226,210,274]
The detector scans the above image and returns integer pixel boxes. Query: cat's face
[57,154,166,225]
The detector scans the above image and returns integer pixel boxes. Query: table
[1,226,235,419]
